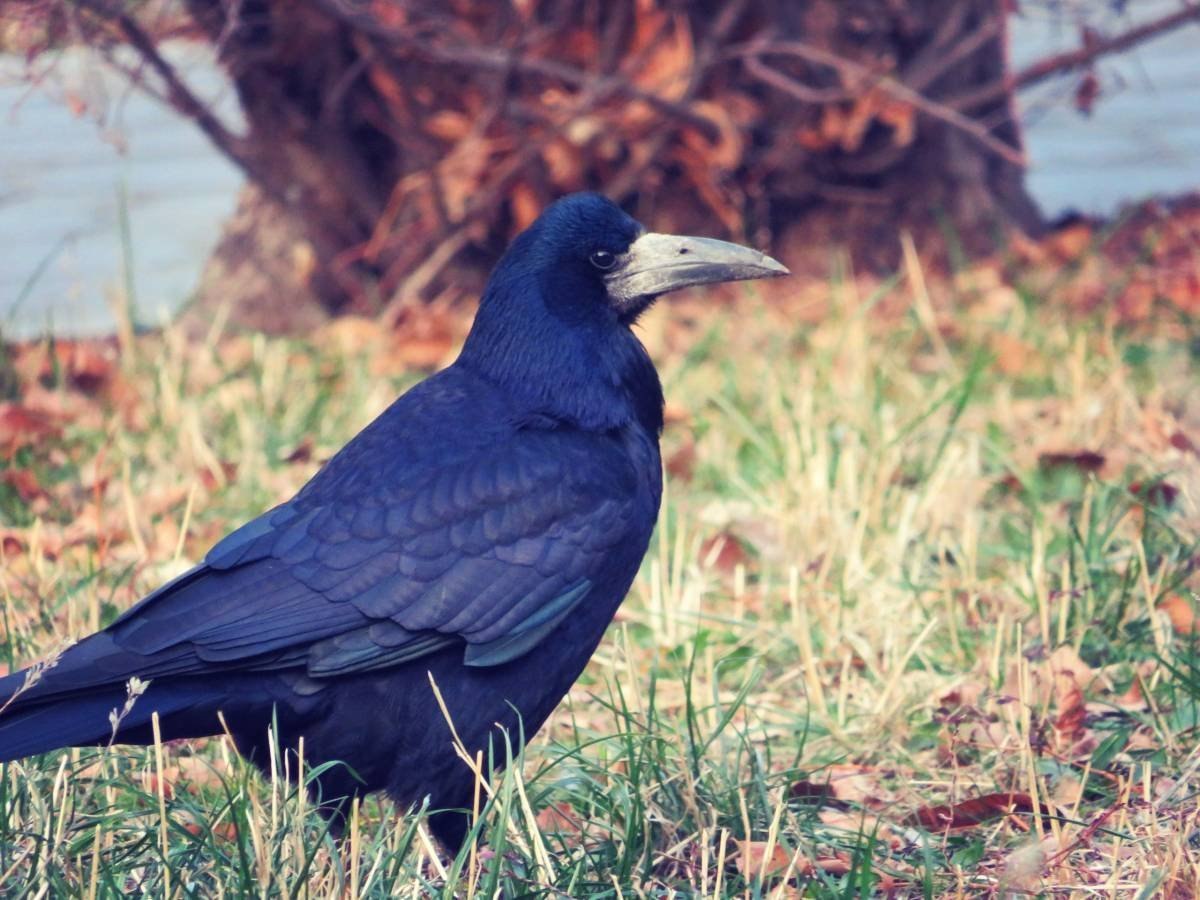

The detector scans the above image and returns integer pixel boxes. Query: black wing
[18,409,645,702]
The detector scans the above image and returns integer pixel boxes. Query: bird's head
[460,192,788,431]
[489,192,788,325]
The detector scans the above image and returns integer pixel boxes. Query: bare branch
[732,38,1027,167]
[743,54,848,104]
[71,0,254,179]
[606,0,751,199]
[313,0,721,139]
[948,2,1200,111]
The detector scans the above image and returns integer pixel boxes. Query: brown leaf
[625,10,692,105]
[313,316,385,357]
[1074,70,1101,115]
[198,461,238,493]
[1129,479,1179,509]
[665,439,695,481]
[61,340,118,394]
[509,182,542,233]
[823,763,895,806]
[700,531,749,574]
[663,402,691,426]
[13,338,118,395]
[789,778,834,804]
[173,754,227,791]
[377,307,459,374]
[991,333,1032,376]
[282,438,314,465]
[817,809,903,850]
[424,110,473,141]
[905,792,1055,831]
[1159,593,1197,635]
[736,840,794,880]
[0,531,24,556]
[1169,431,1197,454]
[535,801,582,836]
[1,468,46,502]
[1045,221,1094,262]
[183,821,238,840]
[1047,646,1096,750]
[679,100,744,172]
[1052,674,1087,747]
[0,403,61,454]
[1038,450,1106,475]
[144,772,176,801]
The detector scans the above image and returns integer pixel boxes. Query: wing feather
[28,379,646,706]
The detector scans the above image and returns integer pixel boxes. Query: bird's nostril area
[678,247,689,255]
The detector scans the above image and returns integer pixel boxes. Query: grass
[0,255,1197,897]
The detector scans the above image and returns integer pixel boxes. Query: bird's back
[0,362,661,771]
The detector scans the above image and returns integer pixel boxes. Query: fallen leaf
[377,307,459,374]
[1074,70,1100,115]
[313,316,385,357]
[536,801,582,835]
[991,333,1032,376]
[788,778,834,804]
[665,439,695,481]
[183,821,238,840]
[143,772,176,801]
[1038,451,1106,475]
[1159,593,1196,635]
[1169,431,1196,454]
[1,468,46,502]
[0,403,61,454]
[906,792,1056,831]
[818,809,903,850]
[282,438,314,464]
[700,531,750,574]
[174,754,228,791]
[1129,479,1179,509]
[1051,654,1089,748]
[736,840,794,880]
[1045,221,1094,262]
[823,763,896,806]
[663,402,691,426]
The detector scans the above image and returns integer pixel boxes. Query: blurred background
[1,0,1198,338]
[2,6,1199,891]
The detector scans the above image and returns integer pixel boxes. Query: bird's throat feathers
[457,270,664,436]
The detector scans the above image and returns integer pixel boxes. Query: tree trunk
[177,0,1042,332]
[755,0,1044,277]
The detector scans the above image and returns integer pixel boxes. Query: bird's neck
[456,293,664,436]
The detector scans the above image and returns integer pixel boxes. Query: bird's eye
[589,250,617,271]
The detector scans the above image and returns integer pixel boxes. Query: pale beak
[605,232,789,311]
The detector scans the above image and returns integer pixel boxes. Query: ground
[0,208,1198,896]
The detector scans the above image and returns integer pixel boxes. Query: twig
[72,0,253,180]
[607,0,751,199]
[731,37,1026,167]
[903,13,1004,94]
[743,55,847,104]
[314,0,720,139]
[947,2,1200,111]
[377,77,614,317]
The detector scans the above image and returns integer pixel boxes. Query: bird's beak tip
[760,255,790,278]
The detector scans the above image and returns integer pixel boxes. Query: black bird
[0,193,787,852]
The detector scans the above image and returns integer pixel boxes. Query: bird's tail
[0,673,230,762]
